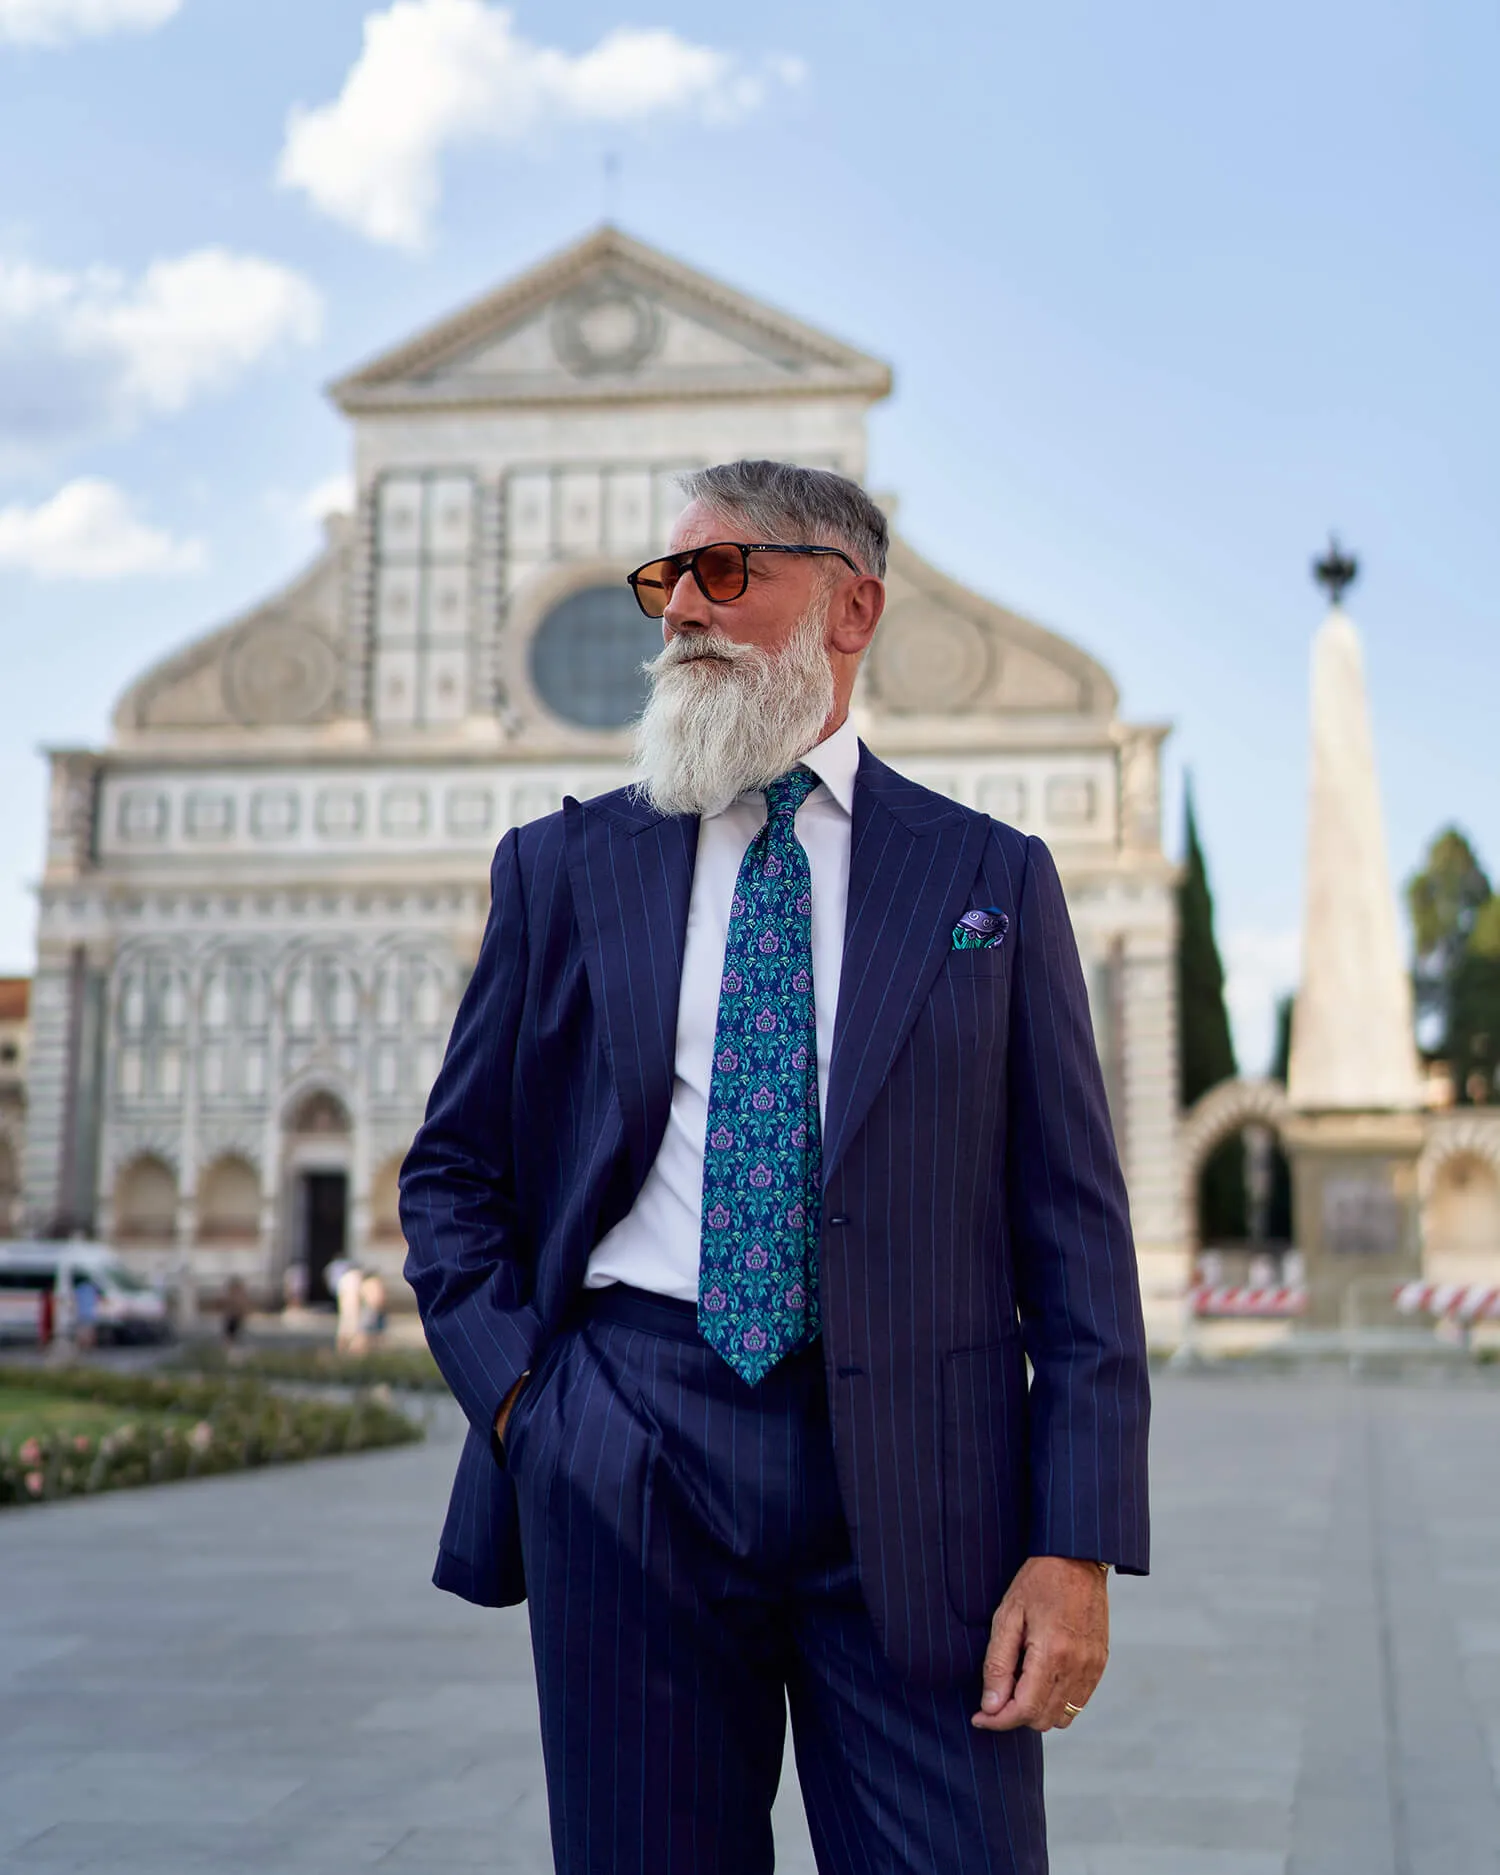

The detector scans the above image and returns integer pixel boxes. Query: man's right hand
[493,1370,529,1451]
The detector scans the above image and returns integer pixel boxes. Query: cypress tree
[1177,782,1247,1241]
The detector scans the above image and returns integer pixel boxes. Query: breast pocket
[941,1340,1028,1627]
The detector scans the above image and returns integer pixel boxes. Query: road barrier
[1190,1284,1308,1318]
[1392,1282,1500,1322]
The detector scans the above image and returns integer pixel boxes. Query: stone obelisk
[1285,540,1424,1326]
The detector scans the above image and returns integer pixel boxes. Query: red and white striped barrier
[1393,1282,1500,1322]
[1190,1285,1308,1319]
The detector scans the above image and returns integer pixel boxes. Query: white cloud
[0,477,204,578]
[0,247,322,453]
[1223,927,1301,1078]
[303,471,354,521]
[278,0,803,249]
[0,0,180,47]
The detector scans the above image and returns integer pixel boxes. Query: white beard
[631,596,837,817]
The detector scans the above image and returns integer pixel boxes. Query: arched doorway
[283,1088,352,1304]
[1179,1078,1296,1286]
[113,1153,178,1246]
[1421,1139,1500,1285]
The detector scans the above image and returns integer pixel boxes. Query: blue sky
[1,0,1496,1071]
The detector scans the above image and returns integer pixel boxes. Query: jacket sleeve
[401,830,544,1440]
[1005,833,1151,1574]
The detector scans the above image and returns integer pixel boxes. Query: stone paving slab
[1,1374,1498,1873]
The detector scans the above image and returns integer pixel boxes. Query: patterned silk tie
[698,766,823,1384]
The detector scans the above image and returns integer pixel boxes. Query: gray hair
[678,460,889,579]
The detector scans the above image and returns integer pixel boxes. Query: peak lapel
[564,794,698,1187]
[822,755,991,1184]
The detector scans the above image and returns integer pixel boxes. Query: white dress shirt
[584,716,860,1301]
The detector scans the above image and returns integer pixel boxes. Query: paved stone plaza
[2,1371,1498,1874]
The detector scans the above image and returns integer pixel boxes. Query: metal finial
[1312,534,1358,606]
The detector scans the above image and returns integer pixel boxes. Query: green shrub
[0,1364,421,1509]
[178,1343,449,1392]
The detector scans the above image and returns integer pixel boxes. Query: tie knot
[764,766,819,822]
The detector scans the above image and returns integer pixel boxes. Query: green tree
[1265,994,1294,1245]
[1450,896,1500,1103]
[1406,828,1500,1104]
[1177,782,1247,1240]
[1406,827,1491,1046]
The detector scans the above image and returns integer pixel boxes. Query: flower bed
[179,1343,448,1392]
[0,1364,421,1508]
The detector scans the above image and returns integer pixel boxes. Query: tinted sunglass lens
[694,544,747,601]
[630,559,674,617]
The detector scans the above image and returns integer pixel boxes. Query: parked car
[0,1242,172,1345]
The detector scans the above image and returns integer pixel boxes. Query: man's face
[660,499,835,662]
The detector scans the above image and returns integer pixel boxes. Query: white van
[0,1242,172,1345]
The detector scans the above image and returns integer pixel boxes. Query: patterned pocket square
[951,906,1010,950]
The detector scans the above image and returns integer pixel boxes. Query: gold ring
[1063,1702,1084,1718]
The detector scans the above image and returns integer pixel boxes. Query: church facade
[22,229,1184,1327]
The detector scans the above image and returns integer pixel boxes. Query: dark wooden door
[304,1172,348,1303]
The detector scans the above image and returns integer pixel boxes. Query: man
[402,460,1150,1874]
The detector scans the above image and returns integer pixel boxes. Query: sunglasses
[626,541,860,619]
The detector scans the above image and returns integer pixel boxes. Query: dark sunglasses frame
[626,540,860,618]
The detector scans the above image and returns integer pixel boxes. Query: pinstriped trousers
[504,1285,1046,1875]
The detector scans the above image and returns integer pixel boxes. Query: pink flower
[744,1245,769,1270]
[784,1284,806,1311]
[786,1203,806,1228]
[722,970,743,994]
[709,1126,734,1151]
[706,1204,731,1231]
[747,1163,772,1190]
[715,1047,739,1073]
[23,1471,43,1496]
[751,1086,775,1112]
[702,1286,727,1313]
[189,1422,214,1453]
[758,930,779,954]
[791,970,811,994]
[742,1326,768,1352]
[755,1008,777,1033]
[72,1435,91,1453]
[18,1438,41,1466]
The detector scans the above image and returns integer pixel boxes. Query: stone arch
[114,1152,179,1244]
[284,1085,353,1137]
[197,1154,261,1244]
[1418,1116,1500,1199]
[1419,1118,1500,1281]
[1179,1078,1294,1254]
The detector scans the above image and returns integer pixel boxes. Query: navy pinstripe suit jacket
[401,745,1149,1685]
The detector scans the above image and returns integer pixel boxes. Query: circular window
[529,585,663,730]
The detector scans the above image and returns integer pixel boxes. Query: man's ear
[828,576,885,657]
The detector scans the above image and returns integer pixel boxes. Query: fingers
[974,1636,1059,1732]
[977,1599,1025,1719]
[972,1630,1108,1733]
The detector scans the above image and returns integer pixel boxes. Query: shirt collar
[713,715,860,823]
[797,715,859,817]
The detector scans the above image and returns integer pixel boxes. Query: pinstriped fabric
[509,1290,1046,1875]
[402,748,1149,1685]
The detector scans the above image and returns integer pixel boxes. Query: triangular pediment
[329,226,891,413]
[864,538,1120,723]
[113,522,353,741]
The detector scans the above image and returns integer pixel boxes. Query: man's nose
[662,578,712,635]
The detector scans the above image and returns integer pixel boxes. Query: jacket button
[828,1213,851,1227]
